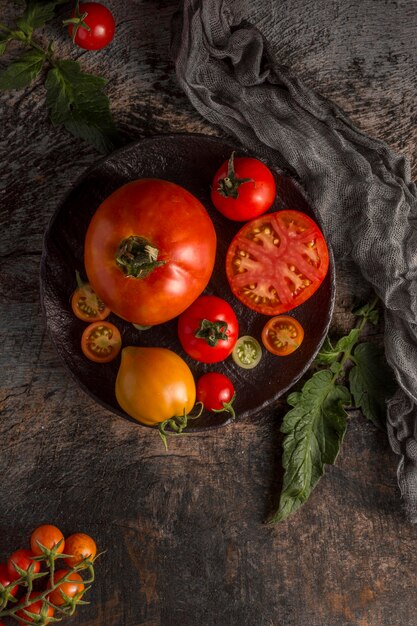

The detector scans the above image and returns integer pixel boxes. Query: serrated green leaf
[349,342,397,430]
[333,328,361,354]
[16,0,64,35]
[0,48,45,90]
[353,301,379,325]
[315,337,340,364]
[270,370,350,523]
[45,60,121,153]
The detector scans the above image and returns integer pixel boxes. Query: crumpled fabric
[171,0,417,520]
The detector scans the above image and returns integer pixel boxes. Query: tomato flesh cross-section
[225,210,329,316]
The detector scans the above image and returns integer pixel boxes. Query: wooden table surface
[1,1,416,625]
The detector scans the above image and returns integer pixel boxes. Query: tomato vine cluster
[0,525,97,625]
[69,152,329,445]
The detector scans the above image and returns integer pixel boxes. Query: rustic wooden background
[1,1,416,625]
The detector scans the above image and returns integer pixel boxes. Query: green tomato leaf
[333,328,361,354]
[0,48,45,90]
[45,60,122,153]
[270,370,350,523]
[0,35,9,56]
[349,342,397,430]
[16,0,65,35]
[353,300,379,325]
[314,337,340,364]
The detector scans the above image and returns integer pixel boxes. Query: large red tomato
[226,210,329,315]
[84,179,217,326]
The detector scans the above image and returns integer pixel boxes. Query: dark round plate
[40,134,335,431]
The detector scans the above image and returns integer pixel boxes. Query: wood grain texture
[0,1,416,625]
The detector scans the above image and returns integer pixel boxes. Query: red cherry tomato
[71,272,111,322]
[196,373,236,419]
[0,563,18,597]
[178,295,239,363]
[64,533,97,568]
[226,210,329,315]
[16,593,54,624]
[261,315,305,356]
[68,2,115,51]
[48,569,85,606]
[81,321,122,363]
[211,152,276,221]
[30,524,65,556]
[7,549,40,581]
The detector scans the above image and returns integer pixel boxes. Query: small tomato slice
[262,315,304,356]
[232,336,262,369]
[226,210,329,315]
[71,273,111,322]
[81,321,121,363]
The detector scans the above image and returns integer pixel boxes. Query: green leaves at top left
[0,49,45,89]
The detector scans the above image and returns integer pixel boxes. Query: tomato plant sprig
[268,296,398,524]
[0,1,121,152]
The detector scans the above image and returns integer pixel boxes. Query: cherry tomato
[48,569,85,606]
[30,524,65,556]
[226,210,329,315]
[178,295,239,363]
[0,563,18,597]
[211,152,276,221]
[71,272,110,322]
[232,336,262,369]
[81,321,121,363]
[262,315,304,356]
[64,533,97,568]
[16,593,54,624]
[68,2,115,51]
[7,550,40,581]
[85,179,217,326]
[196,373,236,419]
[116,347,196,426]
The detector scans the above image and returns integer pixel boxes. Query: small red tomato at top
[196,372,236,420]
[66,2,115,51]
[30,524,65,556]
[7,549,40,581]
[211,152,276,221]
[178,295,239,363]
[16,592,54,624]
[0,563,18,597]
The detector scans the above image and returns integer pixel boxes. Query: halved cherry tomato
[81,321,121,363]
[71,272,110,322]
[64,533,97,569]
[262,315,304,356]
[0,563,18,597]
[7,549,40,581]
[211,153,276,221]
[196,373,236,419]
[177,295,238,363]
[226,210,329,315]
[232,336,262,369]
[16,593,54,624]
[48,569,85,606]
[30,524,65,556]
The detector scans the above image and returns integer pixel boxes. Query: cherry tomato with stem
[226,210,329,315]
[262,315,305,356]
[178,295,238,363]
[64,533,97,568]
[16,593,54,624]
[196,373,236,419]
[48,569,85,607]
[66,2,115,51]
[81,321,122,363]
[71,271,111,322]
[0,563,18,598]
[211,152,276,221]
[30,524,65,556]
[7,550,40,581]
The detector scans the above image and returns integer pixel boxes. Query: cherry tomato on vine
[16,593,54,624]
[67,2,115,51]
[262,315,305,356]
[81,321,122,363]
[196,373,236,419]
[226,210,329,315]
[71,272,111,322]
[64,533,97,568]
[0,563,18,597]
[178,295,239,363]
[48,569,85,606]
[30,524,65,556]
[7,549,40,581]
[211,152,276,221]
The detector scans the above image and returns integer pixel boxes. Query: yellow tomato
[115,347,196,426]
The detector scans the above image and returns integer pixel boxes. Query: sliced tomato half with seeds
[225,210,329,315]
[81,321,122,363]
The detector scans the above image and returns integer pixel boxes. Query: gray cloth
[171,0,417,520]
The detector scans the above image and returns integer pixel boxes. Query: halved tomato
[71,272,111,322]
[261,315,304,356]
[226,210,329,315]
[81,321,122,363]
